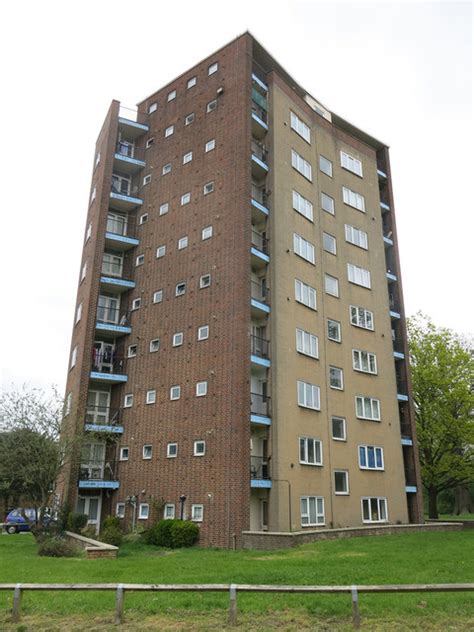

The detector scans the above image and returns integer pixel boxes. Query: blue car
[3,508,50,534]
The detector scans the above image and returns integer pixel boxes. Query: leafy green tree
[407,314,474,519]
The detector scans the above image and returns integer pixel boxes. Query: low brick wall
[241,522,463,550]
[426,519,474,530]
[64,531,118,559]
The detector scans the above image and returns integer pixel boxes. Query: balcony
[383,234,394,247]
[397,393,409,402]
[251,184,269,221]
[252,72,268,93]
[251,281,271,315]
[251,230,270,269]
[251,105,268,140]
[114,142,146,174]
[118,115,149,140]
[377,168,387,180]
[250,455,271,488]
[105,214,139,251]
[251,141,269,181]
[84,406,123,434]
[250,335,270,369]
[109,177,143,212]
[250,392,271,426]
[380,201,391,213]
[100,275,135,293]
[78,460,119,490]
[96,305,131,338]
[90,351,127,384]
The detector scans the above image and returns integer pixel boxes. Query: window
[200,274,211,288]
[345,224,368,250]
[359,445,384,470]
[342,186,365,212]
[143,175,151,186]
[146,390,156,404]
[334,471,349,494]
[208,62,218,75]
[124,394,133,408]
[198,325,209,341]
[148,102,157,114]
[119,447,129,461]
[146,137,154,148]
[291,149,312,181]
[164,504,175,519]
[181,192,191,205]
[142,445,152,459]
[206,99,217,113]
[347,263,371,289]
[205,138,216,152]
[156,245,166,259]
[159,202,169,216]
[295,279,317,310]
[167,89,176,102]
[178,236,188,250]
[153,290,163,304]
[187,76,197,89]
[299,437,322,465]
[340,151,363,177]
[116,503,125,518]
[321,192,335,215]
[131,298,141,310]
[330,366,344,390]
[301,496,325,526]
[70,346,77,369]
[80,261,87,282]
[196,381,208,397]
[194,440,206,456]
[183,151,193,164]
[362,497,388,523]
[167,442,178,458]
[65,392,72,416]
[331,416,346,441]
[95,151,101,168]
[191,504,204,522]
[127,344,137,358]
[175,282,186,296]
[203,181,214,195]
[350,306,374,331]
[293,234,315,264]
[165,125,174,137]
[184,112,195,125]
[292,190,313,221]
[355,396,381,421]
[172,332,183,347]
[135,254,144,267]
[75,303,82,325]
[85,223,92,242]
[170,385,181,400]
[319,155,333,177]
[296,329,318,359]
[323,233,336,255]
[297,381,320,410]
[162,163,172,175]
[290,111,311,143]
[139,212,149,224]
[353,349,377,374]
[202,226,213,240]
[138,504,149,520]
[325,274,339,297]
[149,338,160,353]
[327,319,341,342]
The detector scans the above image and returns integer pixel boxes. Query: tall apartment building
[58,32,423,547]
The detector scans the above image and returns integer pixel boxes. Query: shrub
[38,536,79,558]
[170,520,199,548]
[142,519,177,547]
[67,512,88,534]
[103,515,122,530]
[101,526,123,547]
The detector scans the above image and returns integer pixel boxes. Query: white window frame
[70,346,77,369]
[345,224,368,250]
[208,62,218,75]
[65,392,72,416]
[142,445,152,460]
[202,226,213,240]
[291,149,312,181]
[292,190,313,222]
[340,150,363,177]
[198,325,209,341]
[362,497,388,523]
[90,187,96,204]
[153,290,163,304]
[75,302,82,325]
[206,99,217,113]
[295,279,317,310]
[347,263,371,289]
[296,328,318,359]
[327,319,341,343]
[325,274,339,297]
[175,282,186,296]
[334,470,349,495]
[205,138,216,152]
[290,111,311,143]
[165,125,174,137]
[156,245,166,259]
[164,503,175,519]
[183,151,193,164]
[143,175,151,186]
[149,338,160,353]
[200,274,211,289]
[135,254,145,267]
[85,223,92,242]
[184,112,195,125]
[138,503,149,520]
[350,305,374,331]
[299,437,322,466]
[297,381,320,410]
[300,496,325,526]
[131,298,141,310]
[331,416,346,441]
[187,76,197,89]
[181,192,191,205]
[178,236,188,250]
[170,385,181,400]
[203,181,214,195]
[321,192,335,215]
[355,396,381,421]
[342,186,365,212]
[148,102,157,114]
[146,137,154,148]
[329,366,344,390]
[119,447,129,461]
[172,332,183,347]
[116,503,125,518]
[81,261,87,282]
[159,202,169,216]
[127,344,137,358]
[353,349,377,374]
[323,232,337,255]
[194,440,206,456]
[167,89,176,102]
[196,381,208,397]
[319,155,333,177]
[162,163,172,176]
[191,504,204,522]
[146,389,156,405]
[167,442,178,458]
[124,394,133,408]
[293,233,315,264]
[359,445,384,470]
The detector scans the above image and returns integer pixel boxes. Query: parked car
[3,508,51,534]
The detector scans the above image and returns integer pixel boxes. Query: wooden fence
[0,582,473,628]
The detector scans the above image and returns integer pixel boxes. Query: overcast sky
[1,0,472,394]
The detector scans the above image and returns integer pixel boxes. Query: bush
[100,526,123,547]
[142,519,176,547]
[38,536,79,557]
[143,519,199,548]
[67,512,88,534]
[103,515,122,530]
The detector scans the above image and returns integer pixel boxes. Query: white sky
[1,0,472,394]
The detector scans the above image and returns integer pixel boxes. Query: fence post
[12,583,22,623]
[351,585,360,629]
[229,583,237,626]
[115,583,124,625]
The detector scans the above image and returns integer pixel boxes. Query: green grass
[437,513,474,521]
[0,531,473,630]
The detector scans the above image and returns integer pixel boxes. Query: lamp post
[126,495,137,531]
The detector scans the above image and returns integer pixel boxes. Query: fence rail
[1,582,473,628]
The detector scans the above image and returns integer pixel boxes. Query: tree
[407,313,474,519]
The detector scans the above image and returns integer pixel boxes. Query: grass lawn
[0,531,473,630]
[437,513,474,521]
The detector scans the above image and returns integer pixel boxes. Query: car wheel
[6,525,18,534]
